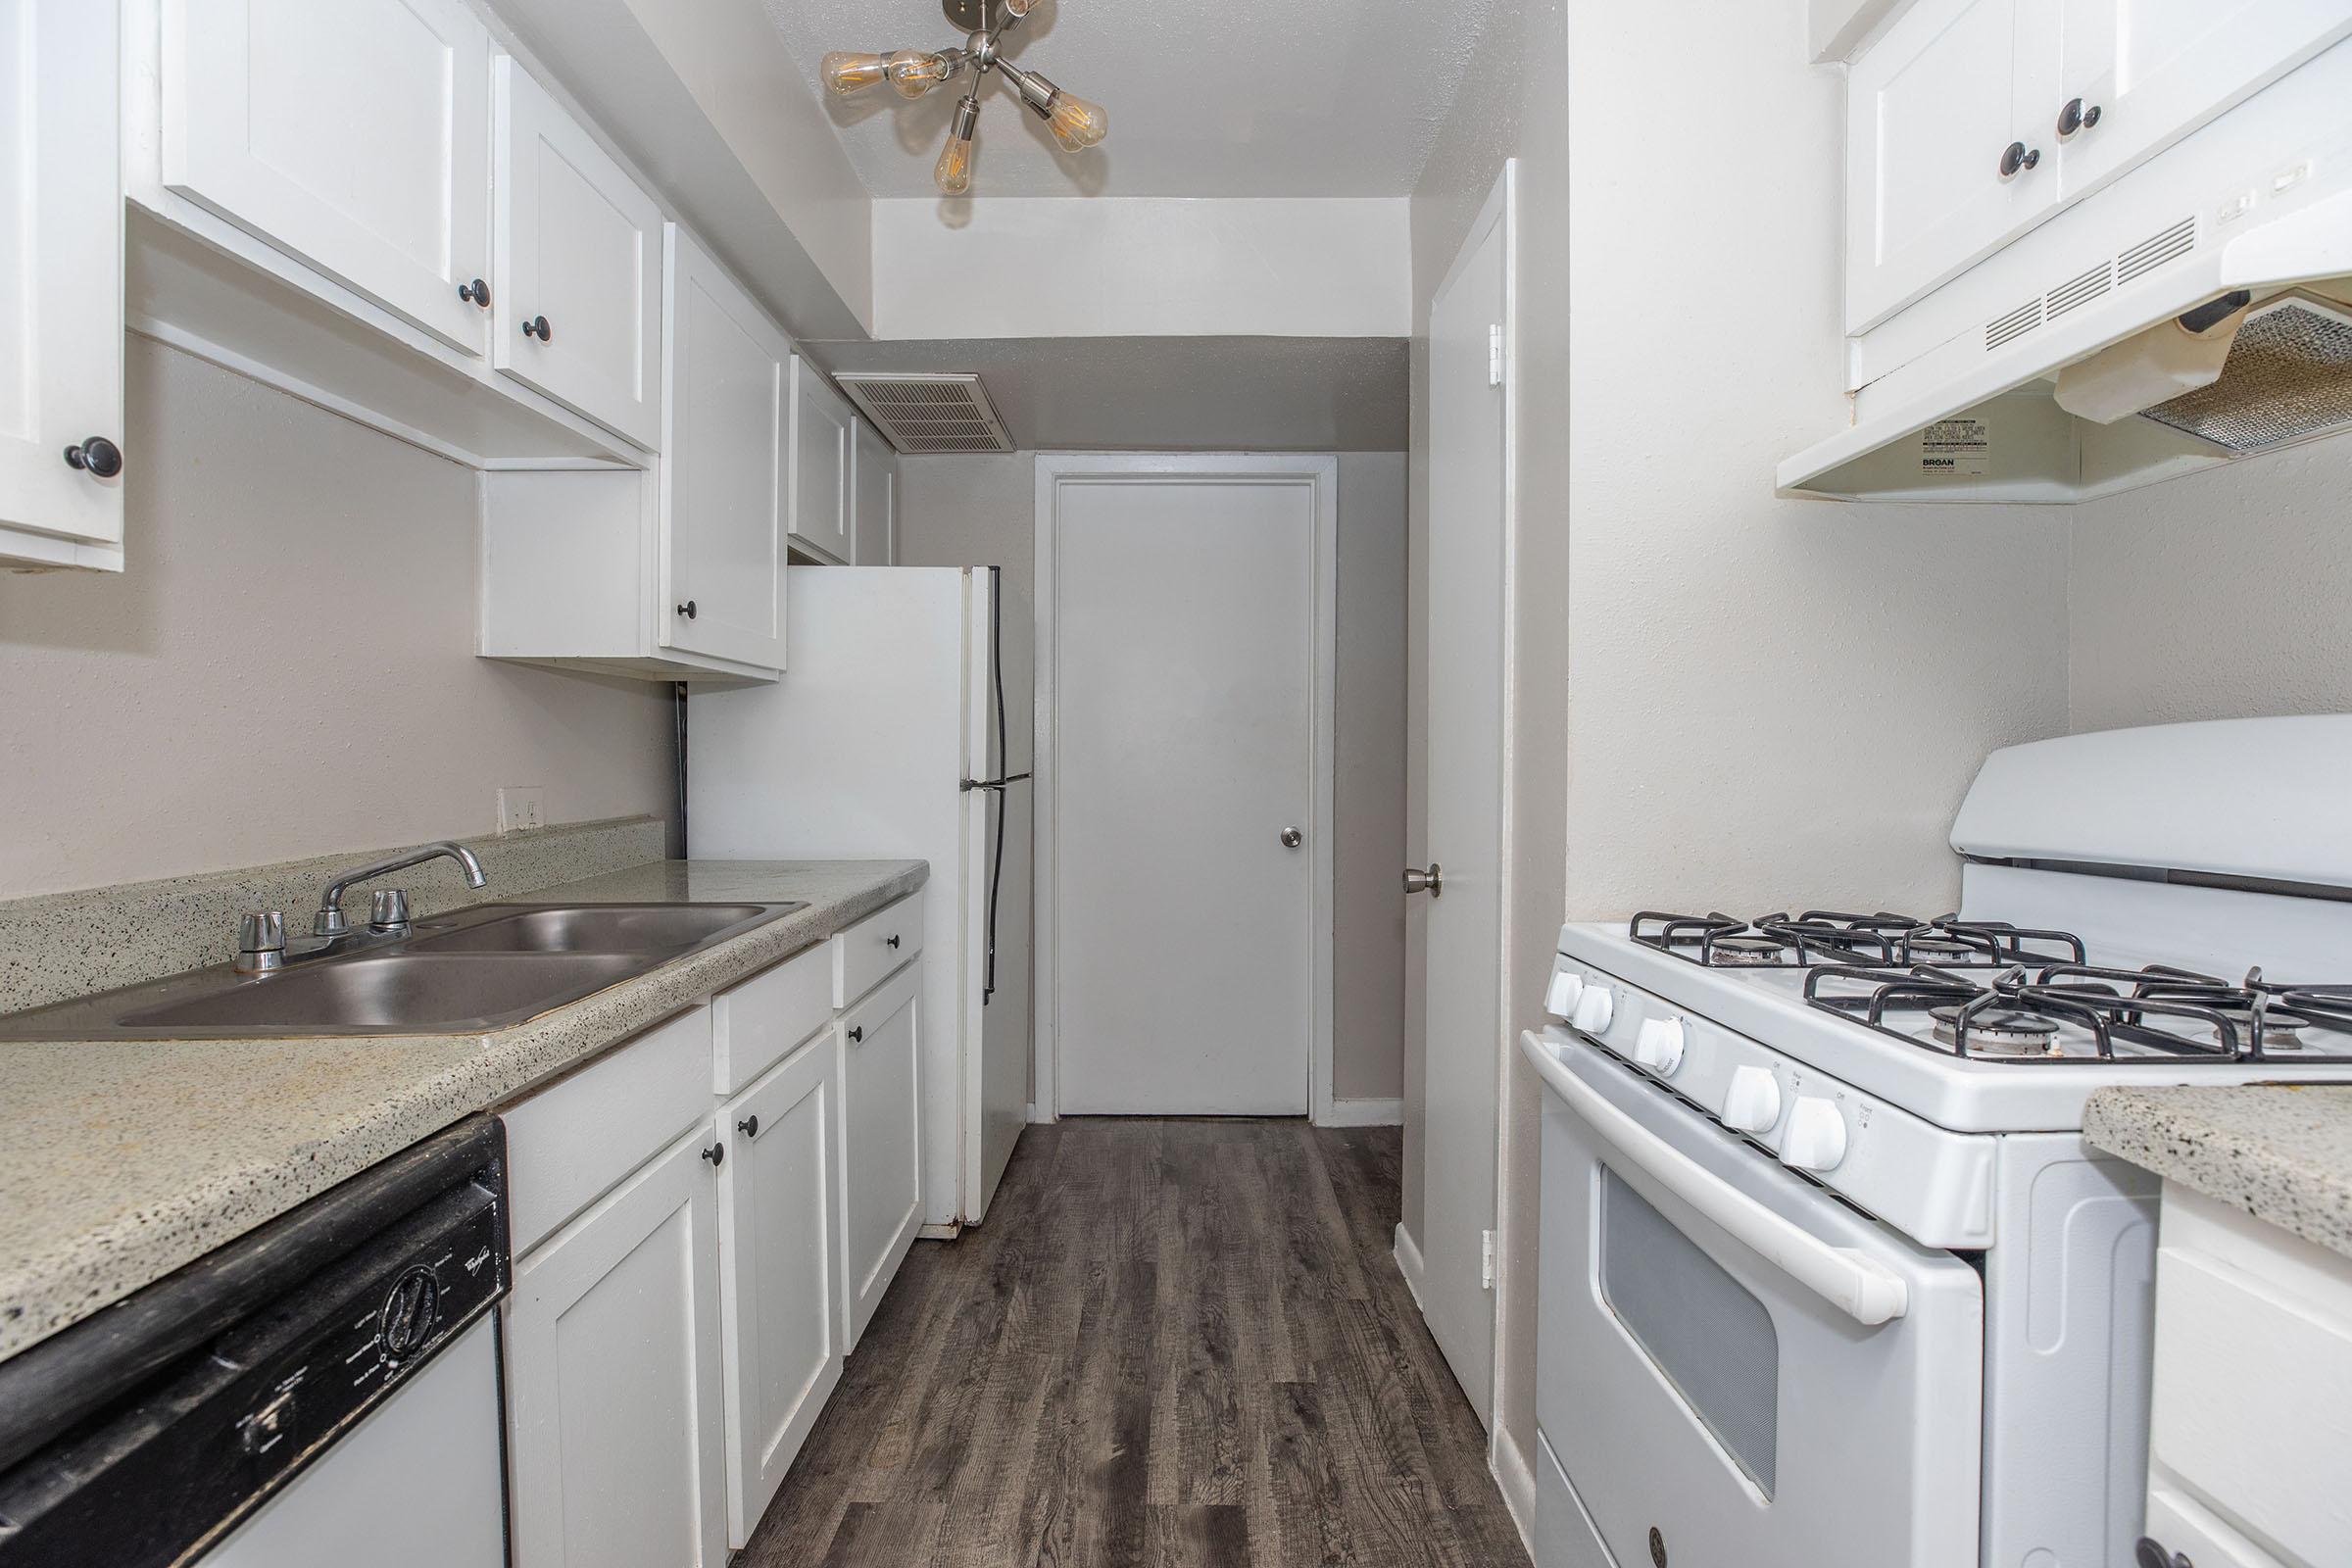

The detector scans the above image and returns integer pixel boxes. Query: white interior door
[1417,177,1511,1426]
[1045,459,1332,1117]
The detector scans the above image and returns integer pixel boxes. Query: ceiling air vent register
[834,372,1016,455]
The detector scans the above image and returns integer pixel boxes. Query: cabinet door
[662,227,787,671]
[852,418,897,566]
[1846,0,2062,332]
[841,961,923,1348]
[788,360,854,564]
[0,0,123,564]
[716,1032,845,1546]
[493,58,663,451]
[162,0,492,358]
[2055,0,2352,197]
[507,1128,728,1568]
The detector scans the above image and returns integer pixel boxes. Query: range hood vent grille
[2140,294,2352,454]
[832,371,1015,455]
[1981,216,2198,356]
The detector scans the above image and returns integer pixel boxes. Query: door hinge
[1488,323,1506,387]
[1481,1229,1496,1290]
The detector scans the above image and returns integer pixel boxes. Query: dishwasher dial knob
[1544,968,1586,1019]
[1722,1065,1784,1133]
[1570,986,1615,1037]
[1781,1097,1849,1172]
[1632,1016,1687,1077]
[379,1266,442,1361]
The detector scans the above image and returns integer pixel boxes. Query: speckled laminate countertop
[0,859,927,1365]
[2084,1084,2352,1260]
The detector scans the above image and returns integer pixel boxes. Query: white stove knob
[1570,986,1615,1037]
[1781,1097,1849,1173]
[1722,1065,1783,1133]
[1632,1016,1686,1077]
[1544,968,1585,1019]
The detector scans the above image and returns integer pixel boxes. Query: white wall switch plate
[498,786,546,834]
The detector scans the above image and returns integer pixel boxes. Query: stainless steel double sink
[0,903,808,1041]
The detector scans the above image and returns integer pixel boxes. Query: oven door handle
[1522,1032,1911,1327]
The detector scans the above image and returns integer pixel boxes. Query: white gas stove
[1526,716,2352,1568]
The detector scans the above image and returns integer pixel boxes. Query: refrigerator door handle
[960,772,1032,792]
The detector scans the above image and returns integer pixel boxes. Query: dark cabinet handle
[676,600,698,620]
[62,436,123,479]
[2057,98,2102,137]
[2132,1539,2189,1568]
[848,1025,864,1044]
[702,1142,725,1168]
[886,934,902,950]
[1998,141,2041,177]
[737,1114,760,1140]
[459,277,491,308]
[522,315,552,342]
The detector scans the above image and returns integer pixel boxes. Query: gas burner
[1931,1005,2062,1057]
[1905,934,1986,966]
[1710,935,1790,966]
[1631,910,1894,968]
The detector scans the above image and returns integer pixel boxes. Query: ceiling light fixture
[822,0,1107,195]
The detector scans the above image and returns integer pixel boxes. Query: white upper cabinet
[0,0,124,570]
[852,419,898,566]
[788,359,855,564]
[662,228,787,671]
[2053,0,2352,196]
[162,0,493,359]
[493,57,663,451]
[1846,0,2060,332]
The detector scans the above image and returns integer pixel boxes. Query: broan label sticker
[1921,418,1991,477]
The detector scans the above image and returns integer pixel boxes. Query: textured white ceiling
[758,0,1498,198]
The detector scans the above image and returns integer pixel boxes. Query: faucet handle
[368,889,413,934]
[236,911,286,974]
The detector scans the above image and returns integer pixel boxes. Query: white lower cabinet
[842,959,924,1347]
[715,1029,845,1546]
[505,1124,730,1568]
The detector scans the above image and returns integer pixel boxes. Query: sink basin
[114,954,649,1034]
[405,904,794,956]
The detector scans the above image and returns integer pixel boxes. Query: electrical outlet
[498,786,546,834]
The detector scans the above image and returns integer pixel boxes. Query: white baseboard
[1320,1096,1405,1127]
[1491,1421,1538,1559]
[1393,1222,1429,1314]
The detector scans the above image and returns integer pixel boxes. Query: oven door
[1527,1030,1984,1568]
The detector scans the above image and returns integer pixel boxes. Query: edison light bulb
[821,52,889,96]
[1003,0,1039,15]
[935,97,980,195]
[1048,93,1107,152]
[887,49,950,99]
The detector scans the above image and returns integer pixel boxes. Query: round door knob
[848,1025,864,1043]
[1281,827,1304,849]
[1633,1016,1687,1077]
[2057,97,2102,137]
[702,1142,725,1167]
[1722,1064,1784,1133]
[676,600,698,619]
[1998,140,2042,177]
[62,436,123,479]
[1571,986,1615,1037]
[1544,968,1586,1019]
[1781,1097,1849,1172]
[737,1114,760,1140]
[459,277,492,308]
[522,314,552,342]
[1402,863,1444,897]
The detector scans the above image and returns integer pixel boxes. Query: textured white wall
[2070,437,2352,730]
[892,451,1410,1107]
[0,340,676,898]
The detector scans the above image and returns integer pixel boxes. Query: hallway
[741,1119,1529,1566]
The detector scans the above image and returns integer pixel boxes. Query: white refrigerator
[688,566,1031,1229]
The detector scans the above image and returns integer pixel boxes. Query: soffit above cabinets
[758,0,1501,198]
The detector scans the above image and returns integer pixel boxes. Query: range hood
[1781,186,2352,504]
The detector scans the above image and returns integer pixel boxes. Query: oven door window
[1600,1165,1780,1494]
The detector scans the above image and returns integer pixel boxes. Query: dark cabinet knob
[521,315,552,342]
[2057,97,2102,137]
[702,1142,725,1168]
[848,1025,864,1044]
[62,436,122,479]
[2133,1540,2190,1568]
[1998,141,2042,177]
[459,277,491,308]
[676,600,698,620]
[737,1114,760,1140]
[886,934,902,950]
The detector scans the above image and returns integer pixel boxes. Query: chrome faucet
[313,842,488,938]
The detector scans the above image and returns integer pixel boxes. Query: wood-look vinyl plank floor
[739,1119,1529,1568]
